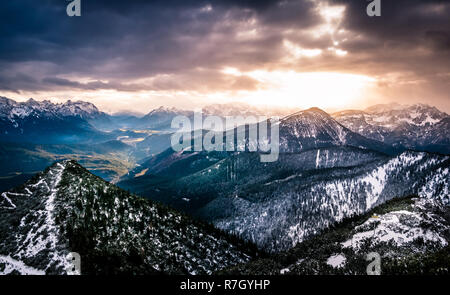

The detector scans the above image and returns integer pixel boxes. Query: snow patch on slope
[0,255,45,275]
[342,199,448,251]
[13,162,72,274]
[363,152,424,209]
[419,167,449,205]
[1,192,17,209]
[326,254,346,268]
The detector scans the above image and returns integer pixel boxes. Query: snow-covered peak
[281,107,348,140]
[284,107,330,118]
[364,102,405,113]
[276,107,397,154]
[333,103,449,149]
[58,100,102,118]
[203,102,262,117]
[146,106,185,115]
[0,97,104,121]
[362,103,448,128]
[25,98,40,105]
[0,96,18,106]
[332,109,367,118]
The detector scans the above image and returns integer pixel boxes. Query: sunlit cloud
[319,4,345,22]
[310,2,345,39]
[328,47,348,56]
[284,40,323,58]
[221,67,243,76]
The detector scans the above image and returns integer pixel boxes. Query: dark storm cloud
[425,31,450,51]
[0,0,449,98]
[333,0,450,71]
[40,68,262,92]
[0,73,39,93]
[0,0,319,92]
[0,0,289,65]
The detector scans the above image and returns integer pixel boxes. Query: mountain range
[333,103,450,154]
[1,97,448,152]
[0,97,449,274]
[0,97,111,144]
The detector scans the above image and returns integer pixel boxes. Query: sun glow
[221,70,376,110]
[4,70,377,114]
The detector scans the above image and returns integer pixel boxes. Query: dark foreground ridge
[0,160,259,275]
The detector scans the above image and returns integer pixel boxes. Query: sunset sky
[0,0,449,114]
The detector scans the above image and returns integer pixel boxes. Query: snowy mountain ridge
[0,97,105,123]
[333,103,449,153]
[278,107,394,154]
[0,160,255,275]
